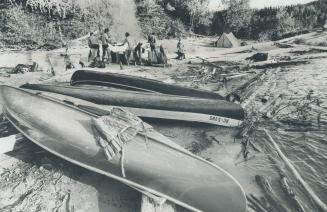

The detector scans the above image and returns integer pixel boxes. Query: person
[176,37,185,60]
[118,32,133,68]
[88,32,100,62]
[101,28,111,63]
[158,45,167,65]
[148,33,157,52]
[134,42,143,65]
[87,32,93,62]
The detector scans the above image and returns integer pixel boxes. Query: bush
[0,6,59,49]
[137,1,186,39]
[258,31,273,41]
[294,38,305,44]
[317,41,327,47]
[0,4,109,49]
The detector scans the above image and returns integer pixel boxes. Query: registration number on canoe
[209,115,230,124]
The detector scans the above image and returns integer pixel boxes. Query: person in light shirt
[101,28,111,63]
[88,32,100,62]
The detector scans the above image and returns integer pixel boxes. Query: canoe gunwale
[71,80,160,94]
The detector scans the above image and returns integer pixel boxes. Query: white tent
[216,32,240,48]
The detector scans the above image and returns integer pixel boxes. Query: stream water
[257,58,327,211]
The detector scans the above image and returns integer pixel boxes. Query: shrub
[294,38,305,44]
[317,41,327,46]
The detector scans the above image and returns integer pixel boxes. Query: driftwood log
[226,70,267,102]
[246,194,269,212]
[249,60,308,69]
[196,56,224,70]
[267,154,306,212]
[280,176,306,212]
[264,129,327,211]
[255,175,290,212]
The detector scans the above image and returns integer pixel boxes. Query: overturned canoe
[21,83,244,127]
[70,70,225,100]
[0,86,247,212]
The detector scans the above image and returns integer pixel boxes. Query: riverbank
[0,31,327,211]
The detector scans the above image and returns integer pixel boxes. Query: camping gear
[216,32,240,48]
[147,46,167,65]
[20,84,244,127]
[70,70,225,100]
[246,53,268,62]
[0,85,247,212]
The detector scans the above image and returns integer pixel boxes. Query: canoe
[21,83,244,127]
[70,70,225,100]
[26,90,243,127]
[0,86,247,212]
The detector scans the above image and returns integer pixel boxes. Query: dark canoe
[29,91,242,127]
[0,86,247,212]
[70,70,225,100]
[21,84,244,122]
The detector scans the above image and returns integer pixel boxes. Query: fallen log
[280,176,306,212]
[264,129,327,212]
[250,194,271,211]
[255,175,289,212]
[225,73,248,81]
[259,94,284,117]
[195,56,224,70]
[250,60,308,69]
[249,140,261,152]
[246,194,269,212]
[267,154,307,212]
[226,70,267,102]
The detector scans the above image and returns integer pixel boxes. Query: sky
[209,0,317,10]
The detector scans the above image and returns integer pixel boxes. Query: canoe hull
[27,90,243,127]
[70,70,225,100]
[21,84,244,121]
[0,86,246,212]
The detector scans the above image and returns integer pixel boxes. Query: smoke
[110,0,143,40]
[72,0,143,41]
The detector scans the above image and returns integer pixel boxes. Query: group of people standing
[88,28,185,68]
[88,29,133,64]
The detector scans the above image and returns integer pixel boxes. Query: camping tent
[216,32,240,48]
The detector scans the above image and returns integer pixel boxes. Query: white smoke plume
[72,0,143,41]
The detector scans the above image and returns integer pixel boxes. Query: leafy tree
[185,0,211,31]
[222,0,253,37]
[274,8,296,38]
[154,0,211,32]
[316,0,327,26]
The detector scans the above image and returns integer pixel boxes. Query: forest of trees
[0,0,326,49]
[211,0,327,40]
[137,0,327,40]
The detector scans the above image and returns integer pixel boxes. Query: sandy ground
[1,31,327,212]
